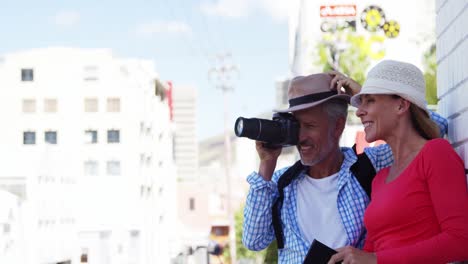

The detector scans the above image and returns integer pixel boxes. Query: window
[3,223,11,234]
[83,65,98,81]
[84,160,99,176]
[80,248,89,263]
[106,97,120,112]
[80,254,88,263]
[21,69,34,81]
[210,226,229,237]
[107,129,120,143]
[100,231,111,239]
[106,160,121,175]
[45,131,57,144]
[23,131,36,145]
[145,155,152,166]
[84,98,98,112]
[189,198,195,211]
[44,98,57,113]
[84,130,98,144]
[22,99,36,113]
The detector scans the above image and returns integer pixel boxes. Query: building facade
[172,85,199,181]
[0,47,178,264]
[436,0,468,170]
[289,0,436,75]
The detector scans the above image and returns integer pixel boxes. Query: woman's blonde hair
[409,104,440,140]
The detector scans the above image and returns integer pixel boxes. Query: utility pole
[208,52,239,264]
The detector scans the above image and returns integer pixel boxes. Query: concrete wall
[436,0,468,166]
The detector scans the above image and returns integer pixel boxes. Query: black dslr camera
[234,113,299,148]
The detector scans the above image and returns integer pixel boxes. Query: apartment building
[0,47,178,264]
[172,85,199,181]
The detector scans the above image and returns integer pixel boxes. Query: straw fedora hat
[275,73,350,113]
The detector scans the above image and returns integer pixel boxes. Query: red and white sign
[167,81,174,121]
[320,5,357,17]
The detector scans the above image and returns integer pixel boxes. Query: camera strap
[349,144,376,197]
[272,160,305,249]
[272,144,376,250]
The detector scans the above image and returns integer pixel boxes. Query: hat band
[289,91,337,107]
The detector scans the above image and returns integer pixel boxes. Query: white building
[0,190,23,264]
[0,47,178,264]
[172,85,199,181]
[436,0,468,172]
[289,0,436,75]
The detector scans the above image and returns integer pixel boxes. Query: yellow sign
[360,5,386,32]
[383,20,400,38]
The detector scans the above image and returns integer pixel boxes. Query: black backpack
[272,145,376,249]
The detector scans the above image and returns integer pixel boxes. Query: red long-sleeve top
[363,139,468,264]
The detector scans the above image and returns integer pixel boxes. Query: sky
[0,0,291,140]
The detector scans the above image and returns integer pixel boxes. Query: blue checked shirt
[242,111,447,264]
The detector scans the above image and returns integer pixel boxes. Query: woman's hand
[327,246,377,264]
[328,71,361,97]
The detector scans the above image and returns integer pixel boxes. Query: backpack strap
[273,145,376,250]
[350,144,376,198]
[272,160,305,249]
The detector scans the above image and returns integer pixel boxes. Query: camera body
[234,113,299,148]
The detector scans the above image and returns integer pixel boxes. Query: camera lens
[234,117,283,143]
[235,118,244,136]
[234,117,261,139]
[234,114,299,147]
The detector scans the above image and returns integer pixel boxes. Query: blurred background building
[172,85,199,181]
[0,47,178,264]
[289,0,436,75]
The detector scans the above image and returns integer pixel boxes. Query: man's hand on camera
[328,71,361,96]
[256,141,282,181]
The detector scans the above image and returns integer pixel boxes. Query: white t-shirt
[296,172,348,249]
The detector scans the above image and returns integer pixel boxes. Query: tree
[263,240,278,264]
[316,33,439,105]
[423,43,438,105]
[223,204,268,263]
[316,32,378,85]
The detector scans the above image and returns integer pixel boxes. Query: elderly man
[241,73,447,263]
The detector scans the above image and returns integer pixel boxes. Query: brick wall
[436,0,468,165]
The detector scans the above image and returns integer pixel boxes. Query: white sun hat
[350,60,428,115]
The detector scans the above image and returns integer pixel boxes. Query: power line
[161,0,213,65]
[175,0,231,60]
[197,0,229,54]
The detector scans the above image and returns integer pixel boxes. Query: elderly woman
[327,60,468,264]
